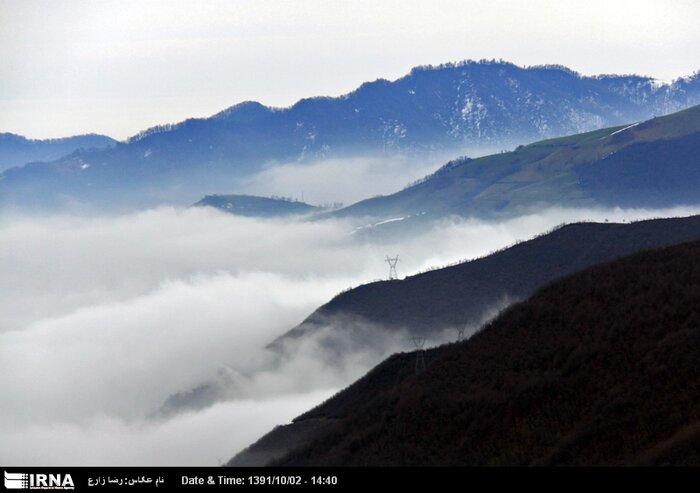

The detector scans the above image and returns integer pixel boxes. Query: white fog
[2,204,700,464]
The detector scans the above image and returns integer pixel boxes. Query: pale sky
[1,0,699,140]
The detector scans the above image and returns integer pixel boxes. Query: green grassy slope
[334,104,700,219]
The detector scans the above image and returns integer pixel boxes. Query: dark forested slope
[274,239,700,466]
[277,214,700,347]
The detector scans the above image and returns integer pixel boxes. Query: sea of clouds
[2,204,699,464]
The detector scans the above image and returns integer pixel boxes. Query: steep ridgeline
[194,194,319,218]
[0,133,115,172]
[334,104,700,221]
[274,214,700,350]
[247,239,700,466]
[230,215,700,466]
[2,60,699,210]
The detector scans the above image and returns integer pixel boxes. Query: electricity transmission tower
[412,335,426,374]
[385,255,399,280]
[457,325,466,341]
[454,313,467,341]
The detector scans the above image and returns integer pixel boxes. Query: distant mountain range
[232,237,700,466]
[2,60,699,210]
[332,104,700,221]
[0,133,115,172]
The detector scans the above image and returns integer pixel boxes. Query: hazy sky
[1,0,699,139]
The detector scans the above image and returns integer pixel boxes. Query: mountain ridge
[0,132,116,172]
[273,213,700,351]
[330,104,700,220]
[238,238,700,466]
[2,60,699,210]
[194,194,320,217]
[229,214,700,466]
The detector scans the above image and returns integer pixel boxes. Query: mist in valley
[235,148,501,206]
[2,203,700,465]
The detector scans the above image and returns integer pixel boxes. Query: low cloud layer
[0,392,335,466]
[2,204,700,464]
[237,154,456,206]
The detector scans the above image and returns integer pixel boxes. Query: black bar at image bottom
[2,466,699,491]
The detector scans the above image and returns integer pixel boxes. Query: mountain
[274,214,700,351]
[2,60,699,210]
[155,214,700,424]
[230,214,700,466]
[238,238,700,466]
[333,104,700,221]
[194,194,320,217]
[0,132,115,172]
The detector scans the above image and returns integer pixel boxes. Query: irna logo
[4,471,75,490]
